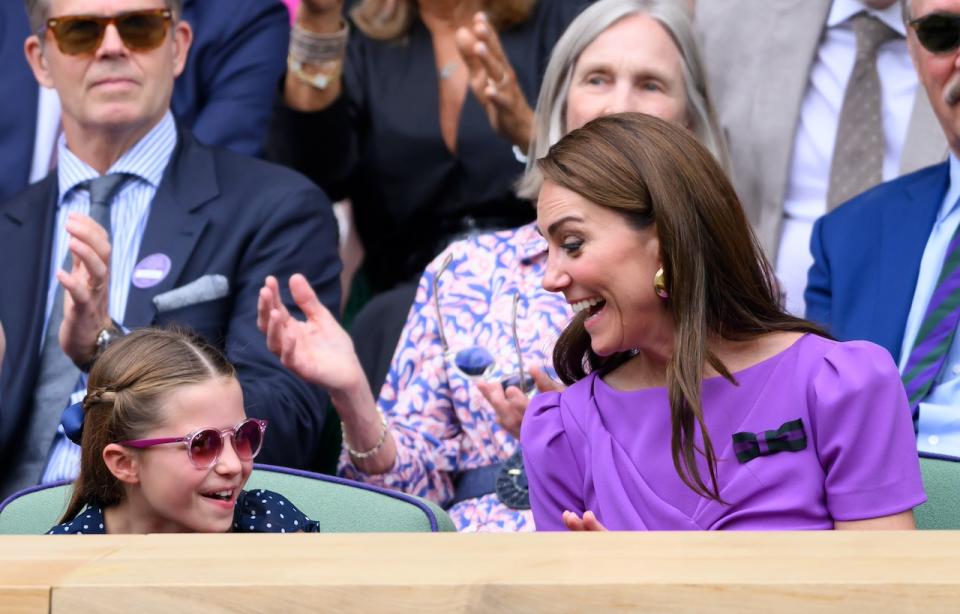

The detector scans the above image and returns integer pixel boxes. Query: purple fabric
[757,437,770,456]
[521,335,927,530]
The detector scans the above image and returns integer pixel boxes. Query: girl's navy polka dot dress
[47,489,321,534]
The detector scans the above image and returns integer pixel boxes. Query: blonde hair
[350,0,536,41]
[60,328,235,523]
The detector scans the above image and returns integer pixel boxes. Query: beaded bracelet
[343,411,388,460]
[290,20,349,65]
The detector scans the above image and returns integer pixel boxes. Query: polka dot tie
[826,13,901,210]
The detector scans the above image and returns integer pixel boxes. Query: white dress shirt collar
[56,110,178,205]
[828,0,907,36]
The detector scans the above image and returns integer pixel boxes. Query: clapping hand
[257,274,365,392]
[455,12,535,150]
[58,213,113,366]
[476,365,564,439]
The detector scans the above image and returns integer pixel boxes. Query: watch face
[495,448,530,510]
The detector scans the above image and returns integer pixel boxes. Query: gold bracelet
[287,55,342,91]
[343,412,388,460]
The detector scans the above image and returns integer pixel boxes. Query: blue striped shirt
[41,112,178,483]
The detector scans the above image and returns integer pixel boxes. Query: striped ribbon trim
[732,419,808,464]
[902,227,960,408]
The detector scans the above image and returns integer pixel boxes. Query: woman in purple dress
[524,113,927,531]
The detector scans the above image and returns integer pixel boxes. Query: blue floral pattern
[339,224,573,531]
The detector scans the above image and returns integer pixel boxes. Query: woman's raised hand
[455,12,534,151]
[257,274,364,393]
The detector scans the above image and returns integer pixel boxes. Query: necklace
[439,61,458,80]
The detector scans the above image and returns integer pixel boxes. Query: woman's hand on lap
[562,510,607,532]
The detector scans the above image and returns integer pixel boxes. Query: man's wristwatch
[81,320,125,373]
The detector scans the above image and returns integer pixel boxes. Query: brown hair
[538,113,826,501]
[350,0,536,41]
[60,327,235,523]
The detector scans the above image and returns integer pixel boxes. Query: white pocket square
[152,274,229,313]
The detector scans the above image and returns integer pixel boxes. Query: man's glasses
[432,252,534,392]
[910,12,960,54]
[117,418,267,469]
[43,9,173,56]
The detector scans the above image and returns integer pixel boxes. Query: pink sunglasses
[117,418,267,469]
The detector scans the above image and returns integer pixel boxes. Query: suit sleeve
[227,182,342,470]
[180,0,290,157]
[804,215,833,327]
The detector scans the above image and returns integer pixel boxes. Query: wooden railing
[3,531,960,613]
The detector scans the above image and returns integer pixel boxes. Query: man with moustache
[0,0,341,497]
[697,0,947,315]
[806,0,960,458]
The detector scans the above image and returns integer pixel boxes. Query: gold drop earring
[653,267,668,299]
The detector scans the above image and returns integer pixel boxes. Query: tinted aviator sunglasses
[432,252,535,393]
[117,418,268,469]
[43,9,173,56]
[910,12,960,54]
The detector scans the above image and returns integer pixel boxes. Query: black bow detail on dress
[732,418,807,464]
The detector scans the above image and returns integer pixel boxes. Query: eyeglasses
[43,9,173,56]
[117,418,268,469]
[910,12,960,54]
[432,252,534,393]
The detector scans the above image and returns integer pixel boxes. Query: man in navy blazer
[806,0,960,458]
[0,0,289,203]
[0,0,340,496]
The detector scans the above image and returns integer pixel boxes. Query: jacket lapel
[122,132,217,328]
[752,0,831,212]
[876,162,949,361]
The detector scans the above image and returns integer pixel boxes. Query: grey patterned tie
[16,174,129,489]
[826,13,901,210]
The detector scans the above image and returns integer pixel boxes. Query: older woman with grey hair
[259,0,729,532]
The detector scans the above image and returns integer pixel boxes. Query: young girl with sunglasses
[48,328,319,534]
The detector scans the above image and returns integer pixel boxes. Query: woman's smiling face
[564,13,689,133]
[537,180,671,357]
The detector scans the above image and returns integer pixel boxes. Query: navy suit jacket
[0,0,289,202]
[805,161,949,362]
[0,128,342,478]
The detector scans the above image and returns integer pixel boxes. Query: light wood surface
[2,532,958,613]
[0,535,139,614]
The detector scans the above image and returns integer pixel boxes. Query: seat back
[245,465,455,532]
[914,454,960,530]
[0,465,455,534]
[0,480,73,535]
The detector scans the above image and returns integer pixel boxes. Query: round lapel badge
[132,253,172,289]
